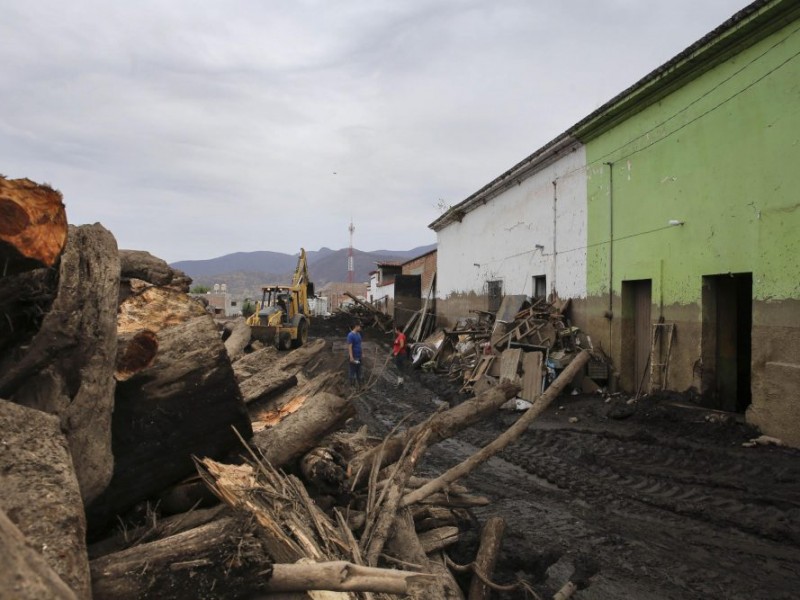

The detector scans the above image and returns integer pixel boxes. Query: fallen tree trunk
[402,351,590,507]
[252,389,353,469]
[118,249,191,293]
[88,289,252,534]
[0,176,67,276]
[0,224,120,504]
[223,318,251,362]
[263,561,436,594]
[236,338,327,405]
[0,399,92,599]
[88,505,227,559]
[385,509,448,600]
[350,381,521,484]
[90,517,274,600]
[418,526,460,554]
[0,509,78,600]
[467,517,506,600]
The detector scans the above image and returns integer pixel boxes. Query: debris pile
[416,294,609,406]
[1,176,596,599]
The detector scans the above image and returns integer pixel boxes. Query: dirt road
[330,329,800,600]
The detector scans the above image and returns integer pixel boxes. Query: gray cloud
[0,0,747,261]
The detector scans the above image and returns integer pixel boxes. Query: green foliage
[241,299,256,318]
[191,285,211,294]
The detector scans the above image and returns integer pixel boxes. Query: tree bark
[0,399,91,599]
[1,224,119,504]
[418,526,460,554]
[88,291,252,534]
[401,351,590,507]
[223,318,251,362]
[0,176,67,276]
[235,338,327,405]
[385,509,448,600]
[467,517,506,600]
[118,249,191,293]
[252,390,354,469]
[350,381,520,484]
[362,430,430,566]
[88,505,227,559]
[0,509,78,600]
[262,561,436,594]
[90,517,274,600]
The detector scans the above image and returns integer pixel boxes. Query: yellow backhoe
[246,249,313,350]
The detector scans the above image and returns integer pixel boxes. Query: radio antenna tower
[347,218,355,284]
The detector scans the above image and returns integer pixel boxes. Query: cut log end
[0,178,68,274]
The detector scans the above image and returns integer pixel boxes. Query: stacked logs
[0,177,252,599]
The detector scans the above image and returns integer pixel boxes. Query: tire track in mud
[463,425,800,547]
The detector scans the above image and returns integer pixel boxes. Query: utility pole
[348,218,355,284]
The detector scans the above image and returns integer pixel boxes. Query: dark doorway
[702,273,752,412]
[394,274,422,328]
[487,280,503,313]
[533,275,547,300]
[621,279,652,393]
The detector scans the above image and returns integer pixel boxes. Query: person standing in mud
[347,321,363,388]
[392,324,407,387]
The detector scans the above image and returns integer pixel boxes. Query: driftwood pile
[1,176,595,599]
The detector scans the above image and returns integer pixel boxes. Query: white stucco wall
[437,145,587,300]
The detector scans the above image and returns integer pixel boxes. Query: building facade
[578,0,800,444]
[429,0,800,445]
[431,140,587,328]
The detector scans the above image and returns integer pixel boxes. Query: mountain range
[171,244,436,299]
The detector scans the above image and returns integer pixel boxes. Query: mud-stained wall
[436,145,587,307]
[582,17,800,445]
[582,293,800,446]
[749,298,800,446]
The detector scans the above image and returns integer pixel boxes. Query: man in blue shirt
[347,321,363,388]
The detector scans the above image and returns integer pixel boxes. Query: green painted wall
[585,20,800,305]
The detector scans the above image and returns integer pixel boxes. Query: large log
[0,509,78,600]
[350,381,520,484]
[0,224,119,503]
[87,287,252,533]
[0,176,67,276]
[384,509,451,600]
[90,517,274,600]
[223,318,251,362]
[467,517,506,600]
[0,399,91,599]
[252,388,353,469]
[118,249,191,293]
[402,351,590,507]
[88,505,227,559]
[235,338,327,405]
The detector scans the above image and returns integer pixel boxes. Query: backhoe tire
[291,319,308,349]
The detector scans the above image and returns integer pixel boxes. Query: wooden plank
[498,348,523,384]
[520,351,543,402]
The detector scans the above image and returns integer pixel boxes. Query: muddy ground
[314,318,800,600]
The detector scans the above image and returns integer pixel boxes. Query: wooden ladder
[649,322,675,393]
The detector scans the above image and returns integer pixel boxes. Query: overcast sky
[1,0,749,262]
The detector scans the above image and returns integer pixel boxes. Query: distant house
[430,0,800,446]
[368,251,438,327]
[367,261,403,313]
[317,281,369,311]
[194,283,240,317]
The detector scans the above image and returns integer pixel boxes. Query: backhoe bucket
[250,325,277,345]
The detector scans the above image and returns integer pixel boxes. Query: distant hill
[171,243,436,299]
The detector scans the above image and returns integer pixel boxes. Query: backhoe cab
[246,249,313,350]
